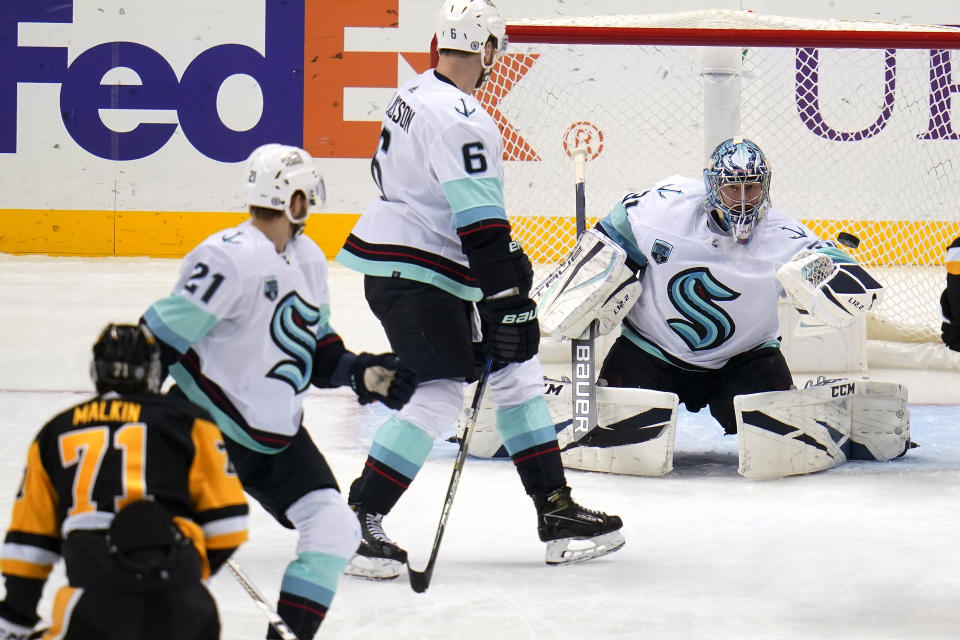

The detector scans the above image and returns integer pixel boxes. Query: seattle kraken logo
[267,292,320,392]
[666,268,740,351]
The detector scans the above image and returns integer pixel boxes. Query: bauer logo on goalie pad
[459,377,678,477]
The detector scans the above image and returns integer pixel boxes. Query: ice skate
[534,486,625,565]
[344,506,408,580]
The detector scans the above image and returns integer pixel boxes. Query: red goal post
[475,9,960,346]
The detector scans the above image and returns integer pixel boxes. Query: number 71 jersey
[1,391,248,582]
[336,69,506,302]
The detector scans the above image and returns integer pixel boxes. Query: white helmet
[435,0,507,84]
[243,143,326,226]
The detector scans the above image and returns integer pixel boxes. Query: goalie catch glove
[348,353,418,410]
[777,250,884,329]
[478,294,540,363]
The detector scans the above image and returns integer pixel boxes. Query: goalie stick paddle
[227,560,300,640]
[569,148,599,444]
[408,359,493,594]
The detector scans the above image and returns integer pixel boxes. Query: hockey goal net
[476,9,960,347]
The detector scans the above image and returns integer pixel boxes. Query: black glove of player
[943,322,960,352]
[478,295,540,363]
[349,353,417,409]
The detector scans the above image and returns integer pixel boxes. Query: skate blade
[544,530,626,565]
[344,554,403,580]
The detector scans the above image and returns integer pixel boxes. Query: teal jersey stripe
[599,206,649,267]
[143,295,218,354]
[168,363,277,454]
[621,324,703,372]
[316,303,335,339]
[454,204,508,228]
[335,249,482,302]
[442,176,505,214]
[280,551,349,607]
[368,416,434,479]
[621,324,781,371]
[754,339,782,351]
[816,246,854,264]
[496,396,556,456]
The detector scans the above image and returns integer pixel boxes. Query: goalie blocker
[531,228,642,341]
[736,378,911,480]
[458,377,679,477]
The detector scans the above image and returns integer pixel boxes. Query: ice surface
[1,255,957,639]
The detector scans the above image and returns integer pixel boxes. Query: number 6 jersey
[143,219,337,453]
[336,69,507,302]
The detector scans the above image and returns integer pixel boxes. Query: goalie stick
[569,148,599,443]
[227,560,299,640]
[408,359,493,593]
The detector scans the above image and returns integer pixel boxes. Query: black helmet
[91,324,162,394]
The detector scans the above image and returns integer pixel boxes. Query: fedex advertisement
[0,0,957,256]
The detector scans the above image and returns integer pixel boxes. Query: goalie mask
[703,137,771,244]
[91,324,163,394]
[243,143,326,229]
[436,0,507,87]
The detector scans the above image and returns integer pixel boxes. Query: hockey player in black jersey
[942,236,960,351]
[0,324,249,640]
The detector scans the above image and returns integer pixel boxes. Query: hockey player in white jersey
[141,144,416,639]
[593,137,885,435]
[336,0,624,578]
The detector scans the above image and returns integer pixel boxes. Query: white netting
[477,9,960,344]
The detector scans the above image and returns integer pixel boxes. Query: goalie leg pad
[736,378,910,479]
[848,381,910,461]
[531,228,641,340]
[463,376,678,476]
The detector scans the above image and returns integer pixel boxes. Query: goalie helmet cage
[474,9,960,354]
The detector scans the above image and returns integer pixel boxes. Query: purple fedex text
[1,0,304,162]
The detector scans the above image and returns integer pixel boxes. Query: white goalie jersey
[143,220,336,452]
[600,175,853,370]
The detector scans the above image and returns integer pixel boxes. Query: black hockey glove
[349,353,418,409]
[943,322,960,352]
[478,295,540,363]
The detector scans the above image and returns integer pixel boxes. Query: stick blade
[408,566,431,593]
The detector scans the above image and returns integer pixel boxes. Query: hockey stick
[408,358,494,593]
[226,560,299,640]
[569,148,598,443]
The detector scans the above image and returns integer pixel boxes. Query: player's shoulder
[188,220,269,272]
[146,391,215,423]
[619,175,703,216]
[764,206,814,241]
[408,71,495,133]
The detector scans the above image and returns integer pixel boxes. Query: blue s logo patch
[651,239,674,265]
[264,277,278,301]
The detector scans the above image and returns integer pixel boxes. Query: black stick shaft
[408,359,493,593]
